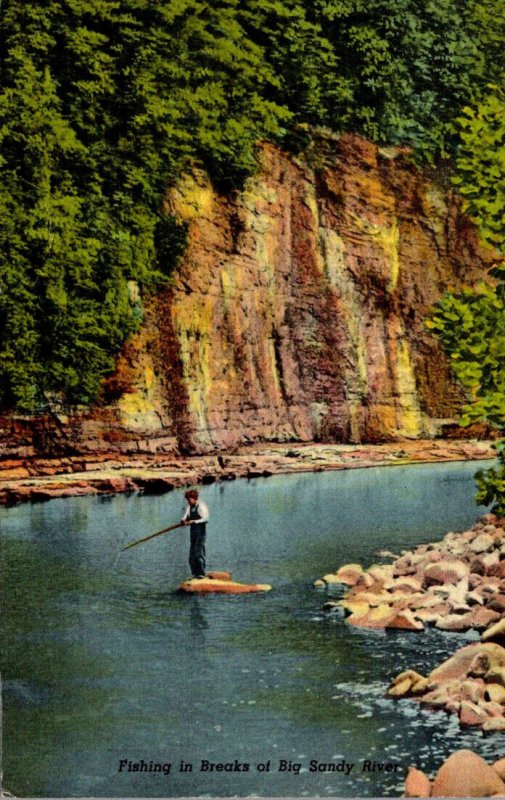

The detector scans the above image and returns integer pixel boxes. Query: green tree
[428,86,505,512]
[1,0,504,412]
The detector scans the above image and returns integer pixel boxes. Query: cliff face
[0,134,497,458]
[150,134,494,452]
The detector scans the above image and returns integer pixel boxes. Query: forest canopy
[1,0,504,410]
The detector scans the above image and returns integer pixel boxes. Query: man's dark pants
[189,524,206,577]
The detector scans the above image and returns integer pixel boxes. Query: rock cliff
[0,134,498,457]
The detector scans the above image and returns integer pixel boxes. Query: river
[0,460,500,797]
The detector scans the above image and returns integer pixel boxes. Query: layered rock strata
[0,439,494,506]
[0,134,499,457]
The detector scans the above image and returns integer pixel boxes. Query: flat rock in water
[178,574,271,594]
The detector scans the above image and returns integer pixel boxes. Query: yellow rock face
[90,134,497,452]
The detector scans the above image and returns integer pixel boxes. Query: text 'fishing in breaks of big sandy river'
[117,757,403,776]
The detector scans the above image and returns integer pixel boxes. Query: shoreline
[0,438,496,506]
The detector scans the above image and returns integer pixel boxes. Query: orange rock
[178,578,271,594]
[332,564,364,586]
[483,717,505,732]
[429,642,505,682]
[424,560,469,586]
[488,562,505,579]
[207,571,232,581]
[404,766,431,797]
[493,758,505,780]
[459,700,488,727]
[485,683,505,704]
[387,669,426,698]
[482,619,505,646]
[435,613,473,632]
[468,606,501,629]
[347,604,395,629]
[431,750,505,797]
[387,610,425,631]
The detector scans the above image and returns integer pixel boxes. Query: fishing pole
[121,521,185,551]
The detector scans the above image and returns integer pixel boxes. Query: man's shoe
[195,574,206,579]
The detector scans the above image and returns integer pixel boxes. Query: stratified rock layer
[163,135,496,451]
[0,134,498,457]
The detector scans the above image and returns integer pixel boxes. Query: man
[181,489,209,579]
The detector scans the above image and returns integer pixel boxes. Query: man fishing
[181,489,209,579]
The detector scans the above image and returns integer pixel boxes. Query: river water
[1,460,501,797]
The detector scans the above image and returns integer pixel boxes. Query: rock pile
[316,514,505,634]
[404,749,505,796]
[317,514,505,729]
[387,641,505,731]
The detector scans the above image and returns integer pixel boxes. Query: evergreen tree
[428,87,505,512]
[1,0,503,410]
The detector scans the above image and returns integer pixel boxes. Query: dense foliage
[1,0,504,410]
[428,86,505,512]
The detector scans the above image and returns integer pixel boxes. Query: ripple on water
[1,462,499,797]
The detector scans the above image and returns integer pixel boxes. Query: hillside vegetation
[0,0,503,412]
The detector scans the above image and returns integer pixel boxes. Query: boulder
[393,554,414,576]
[471,533,495,553]
[468,652,493,678]
[487,594,505,612]
[485,683,505,703]
[493,758,505,781]
[423,559,469,586]
[429,643,505,682]
[468,589,486,605]
[348,603,397,629]
[460,680,484,704]
[387,670,425,699]
[340,599,371,617]
[468,606,501,630]
[388,671,430,698]
[483,717,505,731]
[413,605,451,625]
[331,564,364,585]
[409,592,446,609]
[484,666,505,688]
[431,750,505,797]
[386,610,424,632]
[459,700,489,727]
[321,573,349,585]
[354,572,376,590]
[479,700,504,718]
[404,766,432,798]
[420,686,453,709]
[491,563,505,580]
[384,575,423,593]
[368,564,394,582]
[482,619,505,646]
[435,613,472,632]
[388,677,414,698]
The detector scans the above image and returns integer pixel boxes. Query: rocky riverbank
[318,512,505,730]
[0,438,495,506]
